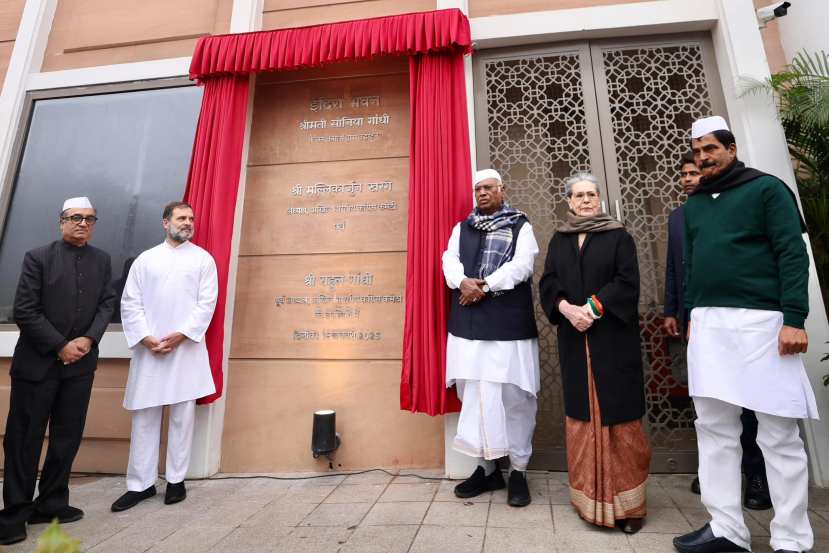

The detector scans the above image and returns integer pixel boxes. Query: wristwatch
[482,284,490,294]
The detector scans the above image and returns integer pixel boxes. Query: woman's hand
[559,300,593,332]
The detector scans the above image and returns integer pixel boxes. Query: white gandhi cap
[691,116,730,139]
[62,197,93,212]
[474,169,502,186]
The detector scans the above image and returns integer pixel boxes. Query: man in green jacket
[673,116,817,553]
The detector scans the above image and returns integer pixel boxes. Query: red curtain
[189,9,470,79]
[186,9,471,413]
[184,75,250,405]
[400,53,471,415]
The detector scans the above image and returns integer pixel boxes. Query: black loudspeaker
[311,409,341,458]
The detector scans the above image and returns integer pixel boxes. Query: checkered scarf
[466,204,527,278]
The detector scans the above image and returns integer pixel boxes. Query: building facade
[0,0,827,484]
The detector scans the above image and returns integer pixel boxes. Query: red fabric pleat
[400,53,471,415]
[189,9,471,80]
[184,9,471,413]
[184,75,250,405]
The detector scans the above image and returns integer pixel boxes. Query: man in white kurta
[673,118,818,553]
[111,201,217,512]
[443,169,540,508]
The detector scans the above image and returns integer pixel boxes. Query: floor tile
[627,532,681,553]
[483,526,556,553]
[553,530,635,553]
[339,525,419,553]
[361,501,430,526]
[147,524,234,553]
[300,502,372,527]
[423,501,489,527]
[487,503,553,529]
[410,526,484,553]
[272,526,352,553]
[243,501,317,527]
[323,483,386,504]
[638,507,692,534]
[378,483,439,502]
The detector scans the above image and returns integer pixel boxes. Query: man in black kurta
[0,197,115,545]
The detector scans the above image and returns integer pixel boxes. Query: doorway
[473,34,727,472]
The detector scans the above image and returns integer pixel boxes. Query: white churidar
[442,222,540,468]
[694,396,813,552]
[126,400,196,491]
[688,307,818,419]
[121,240,218,410]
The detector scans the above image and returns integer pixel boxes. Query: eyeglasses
[61,215,98,225]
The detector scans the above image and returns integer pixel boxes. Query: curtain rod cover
[189,8,472,80]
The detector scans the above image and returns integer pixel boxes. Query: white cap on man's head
[474,169,502,186]
[691,116,730,139]
[61,197,93,212]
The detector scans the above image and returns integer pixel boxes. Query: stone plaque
[241,157,408,255]
[249,73,410,165]
[231,252,405,359]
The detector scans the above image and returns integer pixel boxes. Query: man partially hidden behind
[664,152,771,510]
[0,197,115,545]
[673,117,818,553]
[442,169,540,507]
[111,201,218,512]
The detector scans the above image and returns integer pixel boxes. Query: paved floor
[4,471,829,552]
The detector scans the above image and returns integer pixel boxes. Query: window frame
[0,77,199,352]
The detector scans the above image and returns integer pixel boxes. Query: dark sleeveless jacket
[447,217,538,341]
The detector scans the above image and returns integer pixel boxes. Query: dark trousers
[741,408,766,478]
[0,371,94,527]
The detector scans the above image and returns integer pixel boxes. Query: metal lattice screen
[482,51,594,467]
[599,43,714,466]
[477,38,722,471]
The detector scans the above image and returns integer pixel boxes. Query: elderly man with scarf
[673,116,817,553]
[442,168,540,507]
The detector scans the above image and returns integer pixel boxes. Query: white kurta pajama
[121,240,218,491]
[443,222,540,471]
[689,307,818,552]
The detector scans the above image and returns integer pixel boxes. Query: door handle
[614,200,623,223]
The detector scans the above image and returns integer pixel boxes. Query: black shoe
[617,517,644,534]
[0,523,26,546]
[111,486,157,512]
[773,550,801,553]
[743,473,772,510]
[507,470,531,507]
[164,482,186,505]
[29,505,84,525]
[691,477,701,495]
[454,466,505,498]
[673,524,748,553]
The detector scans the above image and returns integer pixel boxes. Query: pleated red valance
[189,9,471,80]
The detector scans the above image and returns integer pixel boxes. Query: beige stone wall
[262,0,436,30]
[41,0,233,71]
[0,0,25,86]
[469,0,652,18]
[0,358,133,473]
[221,58,444,473]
